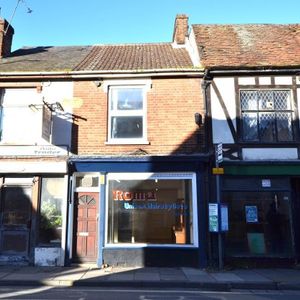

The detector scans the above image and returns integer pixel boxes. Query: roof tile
[192,24,300,68]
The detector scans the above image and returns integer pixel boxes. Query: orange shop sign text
[113,190,157,201]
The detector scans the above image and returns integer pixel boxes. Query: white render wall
[211,78,236,144]
[0,81,74,156]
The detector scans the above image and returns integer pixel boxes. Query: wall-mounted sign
[212,167,224,175]
[245,205,258,223]
[215,143,223,164]
[220,204,229,231]
[0,145,68,157]
[209,203,219,232]
[262,179,271,188]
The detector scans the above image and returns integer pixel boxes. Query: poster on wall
[245,205,258,223]
[209,203,219,232]
[220,204,229,231]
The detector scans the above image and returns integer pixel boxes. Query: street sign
[215,143,223,164]
[212,167,224,175]
[209,203,219,232]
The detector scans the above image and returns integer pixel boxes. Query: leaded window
[240,90,294,142]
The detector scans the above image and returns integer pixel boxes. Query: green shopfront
[220,163,300,265]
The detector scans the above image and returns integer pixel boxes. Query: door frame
[69,173,101,264]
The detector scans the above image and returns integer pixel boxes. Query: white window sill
[104,243,198,248]
[105,140,150,145]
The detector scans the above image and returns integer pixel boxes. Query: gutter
[0,69,204,80]
[208,68,300,76]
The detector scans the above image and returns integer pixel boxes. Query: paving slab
[185,275,217,283]
[182,267,208,277]
[106,273,135,281]
[210,272,244,282]
[134,272,160,281]
[254,268,300,282]
[233,269,273,282]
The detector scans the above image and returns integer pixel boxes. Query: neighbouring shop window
[240,90,294,142]
[38,177,65,245]
[108,86,146,142]
[223,191,294,257]
[107,173,197,246]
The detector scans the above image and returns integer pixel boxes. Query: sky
[0,0,299,51]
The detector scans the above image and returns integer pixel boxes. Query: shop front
[220,163,300,266]
[68,156,208,268]
[0,159,68,266]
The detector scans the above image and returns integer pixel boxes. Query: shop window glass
[223,191,294,257]
[107,174,196,245]
[38,177,64,245]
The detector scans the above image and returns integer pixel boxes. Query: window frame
[107,85,148,144]
[240,89,295,143]
[105,172,199,248]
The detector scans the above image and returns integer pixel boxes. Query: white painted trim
[186,28,201,67]
[106,83,149,143]
[60,174,69,266]
[105,172,199,248]
[0,161,67,173]
[102,78,152,93]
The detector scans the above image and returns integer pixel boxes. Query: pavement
[0,265,299,291]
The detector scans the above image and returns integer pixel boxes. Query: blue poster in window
[245,205,258,223]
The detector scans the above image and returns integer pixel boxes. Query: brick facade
[72,77,205,155]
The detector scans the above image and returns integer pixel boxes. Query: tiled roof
[75,43,194,71]
[0,46,92,72]
[192,24,300,68]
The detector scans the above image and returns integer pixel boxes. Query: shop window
[107,173,197,246]
[108,86,147,143]
[223,191,294,257]
[240,90,294,142]
[38,177,65,245]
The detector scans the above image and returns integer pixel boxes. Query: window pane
[274,91,291,110]
[111,88,143,111]
[242,113,258,141]
[39,178,64,245]
[240,91,258,110]
[75,175,99,188]
[258,91,274,110]
[277,112,293,141]
[111,116,143,138]
[259,113,275,142]
[107,178,193,245]
[223,191,293,257]
[2,186,31,226]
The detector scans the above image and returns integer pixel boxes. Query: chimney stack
[0,19,14,58]
[172,14,188,45]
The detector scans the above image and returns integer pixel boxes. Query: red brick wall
[0,19,14,58]
[73,77,205,155]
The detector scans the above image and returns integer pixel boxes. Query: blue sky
[1,0,299,50]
